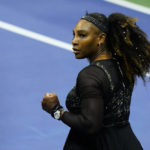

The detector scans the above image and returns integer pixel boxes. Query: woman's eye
[79,34,86,38]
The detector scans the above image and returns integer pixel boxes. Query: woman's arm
[61,66,107,135]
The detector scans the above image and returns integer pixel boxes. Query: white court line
[0,20,72,51]
[0,20,150,77]
[104,0,150,15]
[146,72,150,78]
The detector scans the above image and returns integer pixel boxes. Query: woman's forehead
[73,19,99,32]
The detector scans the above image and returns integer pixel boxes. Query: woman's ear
[98,33,106,44]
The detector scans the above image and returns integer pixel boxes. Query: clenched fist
[41,93,60,114]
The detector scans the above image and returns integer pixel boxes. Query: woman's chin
[74,54,84,59]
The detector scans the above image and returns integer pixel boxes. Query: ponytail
[107,13,150,84]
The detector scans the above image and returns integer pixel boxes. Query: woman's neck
[88,50,112,63]
[94,51,112,61]
[88,41,112,63]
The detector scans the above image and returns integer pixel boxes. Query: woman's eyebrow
[73,30,87,33]
[77,30,87,33]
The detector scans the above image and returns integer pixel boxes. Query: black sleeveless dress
[61,59,143,150]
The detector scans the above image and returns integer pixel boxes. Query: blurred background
[0,0,150,150]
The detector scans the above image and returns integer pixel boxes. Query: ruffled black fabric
[61,59,143,150]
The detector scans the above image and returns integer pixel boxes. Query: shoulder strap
[91,61,115,92]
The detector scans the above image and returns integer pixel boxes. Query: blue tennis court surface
[0,0,150,150]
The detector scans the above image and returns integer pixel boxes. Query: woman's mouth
[73,48,80,54]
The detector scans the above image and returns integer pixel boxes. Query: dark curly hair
[86,12,150,84]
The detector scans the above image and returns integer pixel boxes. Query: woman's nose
[72,36,78,46]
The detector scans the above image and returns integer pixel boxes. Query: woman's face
[72,19,101,60]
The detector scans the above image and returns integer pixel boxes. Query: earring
[98,42,101,47]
